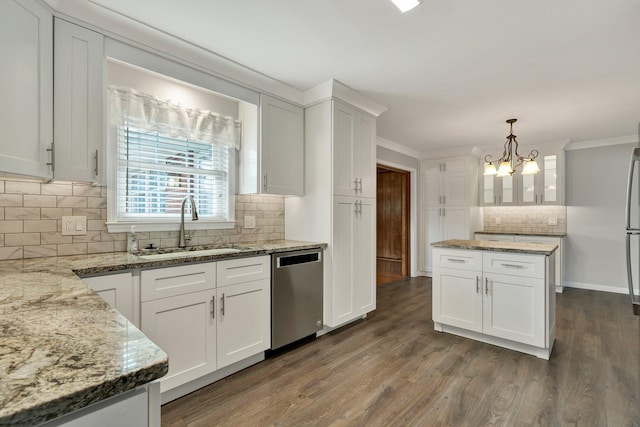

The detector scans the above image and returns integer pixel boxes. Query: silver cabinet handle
[353,178,358,192]
[447,258,465,263]
[442,207,445,216]
[221,293,225,316]
[94,149,99,177]
[476,276,480,294]
[210,296,215,319]
[485,277,489,295]
[501,263,525,269]
[354,201,358,214]
[358,178,362,193]
[359,200,362,215]
[47,142,55,172]
[263,172,268,190]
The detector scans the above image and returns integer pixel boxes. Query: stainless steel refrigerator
[625,123,640,315]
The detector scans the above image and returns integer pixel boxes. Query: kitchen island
[0,240,325,425]
[431,239,557,359]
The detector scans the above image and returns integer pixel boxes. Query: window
[106,84,241,232]
[116,126,230,222]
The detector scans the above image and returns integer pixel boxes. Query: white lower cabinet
[140,256,270,396]
[83,272,138,327]
[475,233,565,293]
[432,248,554,359]
[141,289,217,393]
[330,196,375,326]
[217,279,270,368]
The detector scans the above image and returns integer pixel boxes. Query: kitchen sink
[136,247,247,260]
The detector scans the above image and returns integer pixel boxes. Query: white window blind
[116,126,230,221]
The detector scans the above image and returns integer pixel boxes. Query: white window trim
[105,124,237,234]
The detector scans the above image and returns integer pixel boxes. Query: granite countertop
[475,230,567,238]
[432,239,558,255]
[0,239,325,425]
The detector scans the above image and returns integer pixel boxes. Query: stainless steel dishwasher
[271,248,323,350]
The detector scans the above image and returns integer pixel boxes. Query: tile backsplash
[0,178,284,260]
[482,205,567,234]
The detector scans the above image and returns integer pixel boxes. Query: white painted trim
[106,220,236,233]
[563,280,628,294]
[376,136,421,159]
[420,145,483,160]
[43,0,304,104]
[376,160,419,278]
[303,79,388,117]
[564,134,637,151]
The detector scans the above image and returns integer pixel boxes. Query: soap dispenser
[127,225,138,253]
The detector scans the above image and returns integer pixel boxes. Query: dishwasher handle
[276,251,322,268]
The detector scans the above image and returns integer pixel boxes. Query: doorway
[376,165,411,285]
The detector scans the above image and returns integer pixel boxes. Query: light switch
[495,217,501,225]
[62,216,87,236]
[548,216,558,226]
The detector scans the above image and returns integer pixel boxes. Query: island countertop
[432,239,558,255]
[0,239,325,425]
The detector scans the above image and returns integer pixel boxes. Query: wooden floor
[376,270,404,286]
[161,277,640,426]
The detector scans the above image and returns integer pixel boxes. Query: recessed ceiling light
[390,0,422,13]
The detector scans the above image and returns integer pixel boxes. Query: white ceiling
[88,0,640,153]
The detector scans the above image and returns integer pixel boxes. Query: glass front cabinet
[480,150,564,206]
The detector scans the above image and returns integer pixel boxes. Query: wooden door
[376,166,410,284]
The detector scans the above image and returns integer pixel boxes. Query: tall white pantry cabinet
[286,96,383,328]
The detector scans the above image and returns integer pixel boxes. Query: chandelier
[483,118,540,177]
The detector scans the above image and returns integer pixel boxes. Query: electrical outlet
[244,215,256,229]
[61,216,87,236]
[548,216,558,226]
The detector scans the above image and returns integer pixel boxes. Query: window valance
[108,86,241,150]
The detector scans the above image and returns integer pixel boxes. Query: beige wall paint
[0,178,283,260]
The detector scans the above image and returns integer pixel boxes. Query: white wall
[565,142,637,293]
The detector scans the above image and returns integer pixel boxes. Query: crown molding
[303,79,388,117]
[376,137,420,159]
[420,145,483,160]
[564,134,637,151]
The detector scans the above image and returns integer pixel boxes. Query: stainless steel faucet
[179,195,199,248]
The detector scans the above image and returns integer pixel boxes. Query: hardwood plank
[161,278,640,426]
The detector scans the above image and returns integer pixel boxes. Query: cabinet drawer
[514,236,560,246]
[474,234,515,242]
[432,248,482,271]
[141,263,216,302]
[217,255,270,287]
[483,252,545,278]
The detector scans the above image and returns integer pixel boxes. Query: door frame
[376,160,418,277]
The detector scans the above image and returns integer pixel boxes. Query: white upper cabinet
[519,152,563,205]
[258,94,304,195]
[481,171,516,206]
[421,156,477,206]
[0,0,53,179]
[480,148,564,206]
[333,100,376,198]
[54,19,105,183]
[240,94,303,196]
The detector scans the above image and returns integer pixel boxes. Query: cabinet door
[421,172,443,206]
[0,0,52,179]
[481,172,515,206]
[333,101,356,196]
[354,113,376,198]
[217,279,270,369]
[54,19,105,183]
[442,207,469,240]
[519,153,562,205]
[331,197,356,325]
[83,273,137,327]
[482,273,545,347]
[354,198,376,315]
[423,206,443,274]
[141,289,216,393]
[432,267,483,332]
[443,167,470,206]
[141,262,215,302]
[260,94,304,196]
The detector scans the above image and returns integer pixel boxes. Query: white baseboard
[563,281,629,295]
